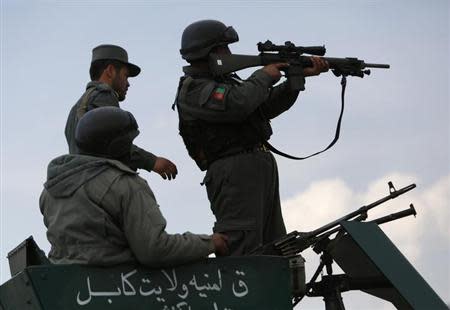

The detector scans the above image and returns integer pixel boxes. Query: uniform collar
[182,65,214,78]
[86,81,119,99]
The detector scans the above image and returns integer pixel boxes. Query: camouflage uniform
[175,66,300,255]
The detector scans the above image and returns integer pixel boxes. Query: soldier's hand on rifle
[212,233,229,256]
[263,63,290,82]
[303,56,329,77]
[153,157,178,180]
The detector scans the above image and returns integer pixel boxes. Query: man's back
[40,153,213,267]
[40,154,139,265]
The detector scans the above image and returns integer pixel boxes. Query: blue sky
[1,0,449,308]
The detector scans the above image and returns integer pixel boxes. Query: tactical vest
[176,76,272,171]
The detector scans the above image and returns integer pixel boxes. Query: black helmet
[75,107,139,160]
[180,20,239,62]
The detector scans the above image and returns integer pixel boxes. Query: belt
[207,143,270,169]
[239,143,269,154]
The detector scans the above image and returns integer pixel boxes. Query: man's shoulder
[85,158,147,195]
[71,82,116,108]
[181,76,226,106]
[104,163,151,198]
[95,160,141,190]
[88,82,118,102]
[101,159,148,184]
[189,76,235,87]
[86,81,114,93]
[70,82,118,115]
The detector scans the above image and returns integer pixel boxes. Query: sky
[1,0,449,309]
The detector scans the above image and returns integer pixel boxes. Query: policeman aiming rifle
[175,20,391,258]
[209,39,390,91]
[208,39,390,160]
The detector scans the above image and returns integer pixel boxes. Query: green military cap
[92,44,141,77]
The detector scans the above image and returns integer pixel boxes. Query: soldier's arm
[260,82,300,120]
[88,90,174,175]
[116,176,213,267]
[129,144,157,172]
[180,69,275,123]
[260,57,329,119]
[130,144,178,180]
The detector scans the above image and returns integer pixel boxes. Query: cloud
[281,173,450,308]
[282,178,356,232]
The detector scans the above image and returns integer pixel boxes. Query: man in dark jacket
[41,107,228,267]
[65,44,177,180]
[175,20,328,255]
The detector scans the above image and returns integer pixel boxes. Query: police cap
[92,44,141,77]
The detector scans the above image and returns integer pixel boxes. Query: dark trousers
[203,151,286,255]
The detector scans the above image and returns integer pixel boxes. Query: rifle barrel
[365,63,390,69]
[320,57,390,70]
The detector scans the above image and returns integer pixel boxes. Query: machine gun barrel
[309,182,416,238]
[310,204,418,252]
[252,182,416,256]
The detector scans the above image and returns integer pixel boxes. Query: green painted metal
[0,271,42,310]
[0,256,291,310]
[340,221,447,309]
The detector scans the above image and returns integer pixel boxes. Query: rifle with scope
[209,40,390,91]
[208,41,391,160]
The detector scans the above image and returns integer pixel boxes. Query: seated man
[40,107,228,267]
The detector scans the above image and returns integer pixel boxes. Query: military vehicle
[0,181,447,309]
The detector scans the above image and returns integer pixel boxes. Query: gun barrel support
[370,204,417,226]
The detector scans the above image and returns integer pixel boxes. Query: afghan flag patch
[212,87,225,101]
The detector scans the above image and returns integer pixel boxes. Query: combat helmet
[75,107,139,160]
[180,20,239,62]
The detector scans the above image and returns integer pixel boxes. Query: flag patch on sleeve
[212,87,225,101]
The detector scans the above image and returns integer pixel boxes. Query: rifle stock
[209,53,263,75]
